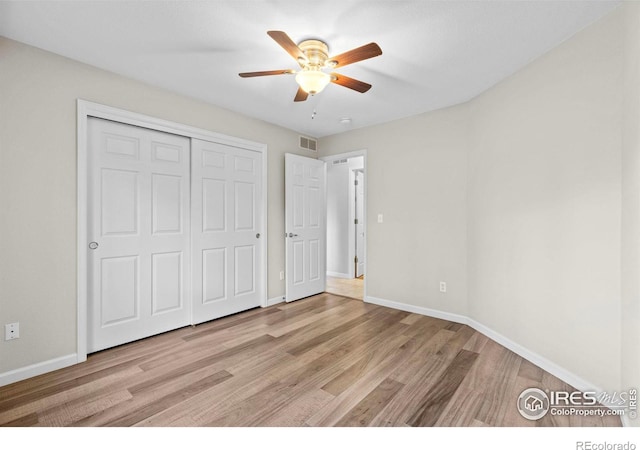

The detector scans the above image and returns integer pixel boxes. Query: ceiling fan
[239,30,382,102]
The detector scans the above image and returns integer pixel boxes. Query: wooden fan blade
[331,73,372,93]
[239,69,294,78]
[328,42,382,68]
[294,87,309,102]
[267,30,307,62]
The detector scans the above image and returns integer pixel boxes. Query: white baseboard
[365,295,608,407]
[465,317,599,394]
[265,295,285,307]
[326,271,352,279]
[366,295,468,324]
[0,353,78,387]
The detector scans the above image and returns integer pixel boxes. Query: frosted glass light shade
[295,70,331,95]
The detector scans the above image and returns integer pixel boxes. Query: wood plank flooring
[0,293,621,427]
[326,276,364,300]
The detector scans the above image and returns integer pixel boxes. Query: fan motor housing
[298,39,329,67]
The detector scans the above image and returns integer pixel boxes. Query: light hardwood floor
[326,276,364,300]
[0,293,620,427]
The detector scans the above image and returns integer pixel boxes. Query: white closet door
[191,139,263,324]
[87,118,190,353]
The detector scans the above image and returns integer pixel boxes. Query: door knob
[288,233,298,238]
[256,233,260,239]
[88,242,99,250]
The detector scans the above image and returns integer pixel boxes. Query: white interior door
[285,153,326,302]
[355,170,365,278]
[87,118,190,352]
[191,139,263,323]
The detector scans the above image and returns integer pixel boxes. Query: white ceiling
[0,1,620,138]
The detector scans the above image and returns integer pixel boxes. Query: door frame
[353,168,365,278]
[76,99,268,362]
[320,150,367,300]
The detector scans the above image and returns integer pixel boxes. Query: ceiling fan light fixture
[239,31,382,102]
[295,69,330,95]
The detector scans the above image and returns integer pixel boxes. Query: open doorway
[322,151,366,300]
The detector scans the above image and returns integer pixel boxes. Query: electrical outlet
[5,322,19,341]
[439,282,447,293]
[377,213,384,223]
[279,270,285,281]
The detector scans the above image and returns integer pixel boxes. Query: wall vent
[332,159,348,165]
[299,136,318,152]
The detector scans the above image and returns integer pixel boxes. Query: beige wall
[320,106,470,316]
[622,2,640,426]
[0,37,311,373]
[321,5,630,395]
[468,7,623,392]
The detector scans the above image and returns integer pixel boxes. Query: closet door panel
[192,139,263,324]
[87,118,190,352]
